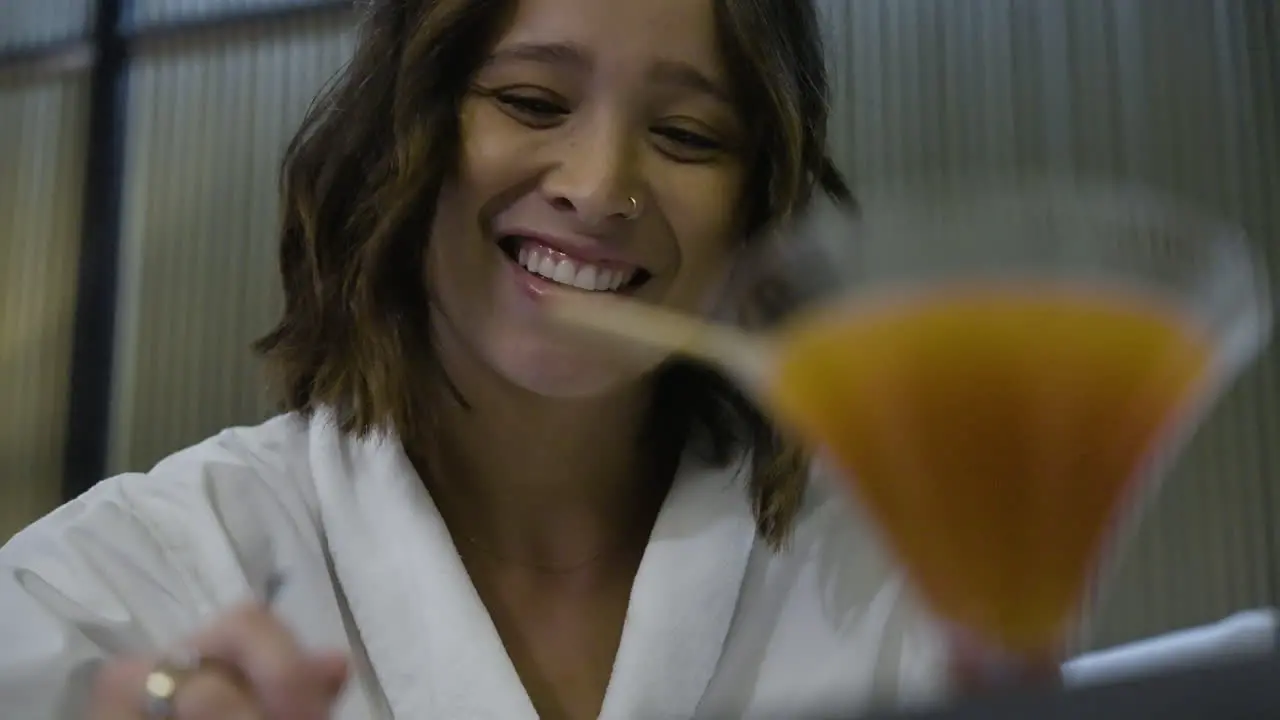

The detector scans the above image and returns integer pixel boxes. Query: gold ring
[624,196,641,220]
[142,650,200,719]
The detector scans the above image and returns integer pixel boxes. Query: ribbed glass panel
[108,16,355,473]
[0,0,95,51]
[819,0,1280,649]
[130,0,337,29]
[0,75,89,540]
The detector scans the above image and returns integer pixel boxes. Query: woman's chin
[488,335,651,400]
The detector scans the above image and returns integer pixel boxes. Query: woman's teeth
[517,245,635,292]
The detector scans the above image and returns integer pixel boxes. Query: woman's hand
[89,601,348,719]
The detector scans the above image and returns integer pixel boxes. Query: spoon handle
[545,292,771,388]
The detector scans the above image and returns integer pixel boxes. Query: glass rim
[727,177,1272,375]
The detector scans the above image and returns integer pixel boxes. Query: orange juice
[769,285,1215,654]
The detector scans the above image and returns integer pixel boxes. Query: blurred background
[0,0,1276,652]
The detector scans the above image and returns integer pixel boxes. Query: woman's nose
[540,121,642,227]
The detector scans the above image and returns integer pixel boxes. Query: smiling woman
[258,0,849,526]
[0,1,954,719]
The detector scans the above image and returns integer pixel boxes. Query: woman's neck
[415,334,678,571]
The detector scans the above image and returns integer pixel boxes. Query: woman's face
[426,0,748,398]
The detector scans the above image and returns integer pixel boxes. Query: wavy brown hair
[254,0,852,547]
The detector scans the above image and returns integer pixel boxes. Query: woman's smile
[496,233,652,299]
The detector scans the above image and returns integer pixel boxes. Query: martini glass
[548,180,1271,682]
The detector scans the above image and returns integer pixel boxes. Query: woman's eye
[495,92,568,124]
[653,126,724,161]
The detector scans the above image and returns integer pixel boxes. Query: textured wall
[0,0,94,49]
[0,74,90,540]
[107,14,356,472]
[0,0,95,545]
[131,0,329,28]
[817,0,1280,648]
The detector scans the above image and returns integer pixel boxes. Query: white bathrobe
[0,413,950,719]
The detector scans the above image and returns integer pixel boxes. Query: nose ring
[622,196,641,221]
